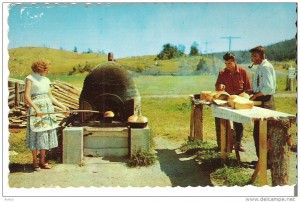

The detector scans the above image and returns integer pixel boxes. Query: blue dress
[25,73,59,150]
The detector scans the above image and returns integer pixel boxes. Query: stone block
[63,127,83,164]
[130,127,150,154]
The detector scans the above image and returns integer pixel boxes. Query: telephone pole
[202,40,211,55]
[220,36,241,51]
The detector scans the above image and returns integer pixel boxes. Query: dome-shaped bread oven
[79,62,141,123]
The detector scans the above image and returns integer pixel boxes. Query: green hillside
[8,38,296,78]
[8,47,224,78]
[8,47,107,77]
[212,38,296,63]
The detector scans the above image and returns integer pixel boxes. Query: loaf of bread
[200,91,214,101]
[234,97,254,109]
[214,91,230,100]
[228,95,239,108]
[128,114,138,122]
[128,115,148,123]
[136,116,148,123]
[104,111,114,117]
[239,92,250,99]
[201,91,230,102]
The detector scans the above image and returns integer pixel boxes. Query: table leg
[226,120,233,152]
[220,119,227,165]
[194,104,204,141]
[189,103,195,140]
[259,120,268,186]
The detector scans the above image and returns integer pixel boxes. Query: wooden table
[211,105,296,186]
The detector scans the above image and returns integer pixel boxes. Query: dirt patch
[7,136,297,188]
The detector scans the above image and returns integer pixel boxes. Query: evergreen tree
[196,58,210,74]
[189,45,199,56]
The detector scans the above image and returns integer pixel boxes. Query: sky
[6,2,297,58]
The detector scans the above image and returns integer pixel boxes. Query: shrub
[127,149,157,167]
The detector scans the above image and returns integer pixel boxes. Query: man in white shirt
[249,46,276,158]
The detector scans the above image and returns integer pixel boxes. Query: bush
[156,43,184,60]
[127,149,157,167]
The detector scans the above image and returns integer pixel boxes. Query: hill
[8,47,224,78]
[8,38,296,78]
[8,47,107,77]
[212,38,296,64]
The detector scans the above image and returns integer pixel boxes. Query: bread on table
[200,91,229,102]
[238,92,250,99]
[214,91,230,100]
[233,97,254,109]
[228,95,239,108]
[200,91,213,101]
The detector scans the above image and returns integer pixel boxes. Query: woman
[24,60,69,171]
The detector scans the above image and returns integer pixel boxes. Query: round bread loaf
[104,111,114,117]
[200,91,212,101]
[137,116,148,123]
[128,114,139,122]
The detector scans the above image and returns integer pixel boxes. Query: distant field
[13,74,217,95]
[134,75,217,95]
[12,73,295,96]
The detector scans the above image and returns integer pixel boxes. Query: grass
[127,149,157,167]
[135,75,217,96]
[210,166,257,186]
[8,55,297,185]
[178,140,272,186]
[9,130,32,165]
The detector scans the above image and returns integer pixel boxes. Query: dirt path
[8,136,213,188]
[8,136,297,188]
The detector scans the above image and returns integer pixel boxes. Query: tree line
[156,38,296,62]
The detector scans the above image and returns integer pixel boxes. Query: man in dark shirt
[215,52,253,151]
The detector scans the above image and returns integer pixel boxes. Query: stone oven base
[62,126,150,164]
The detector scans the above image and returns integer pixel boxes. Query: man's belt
[254,95,272,102]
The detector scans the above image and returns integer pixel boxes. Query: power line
[220,36,241,51]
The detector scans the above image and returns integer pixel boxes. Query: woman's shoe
[40,163,51,169]
[32,164,41,171]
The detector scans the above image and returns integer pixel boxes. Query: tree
[156,43,184,60]
[189,46,199,56]
[87,48,93,53]
[195,58,210,74]
[73,46,78,53]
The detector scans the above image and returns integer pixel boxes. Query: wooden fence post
[14,82,19,106]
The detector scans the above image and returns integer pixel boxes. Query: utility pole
[220,36,241,51]
[202,40,211,56]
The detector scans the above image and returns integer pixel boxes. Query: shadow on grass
[156,148,219,187]
[9,163,34,173]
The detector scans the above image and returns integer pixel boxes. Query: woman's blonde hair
[31,60,50,73]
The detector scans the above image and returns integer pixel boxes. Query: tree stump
[268,119,292,186]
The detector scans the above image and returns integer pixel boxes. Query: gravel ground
[7,135,297,188]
